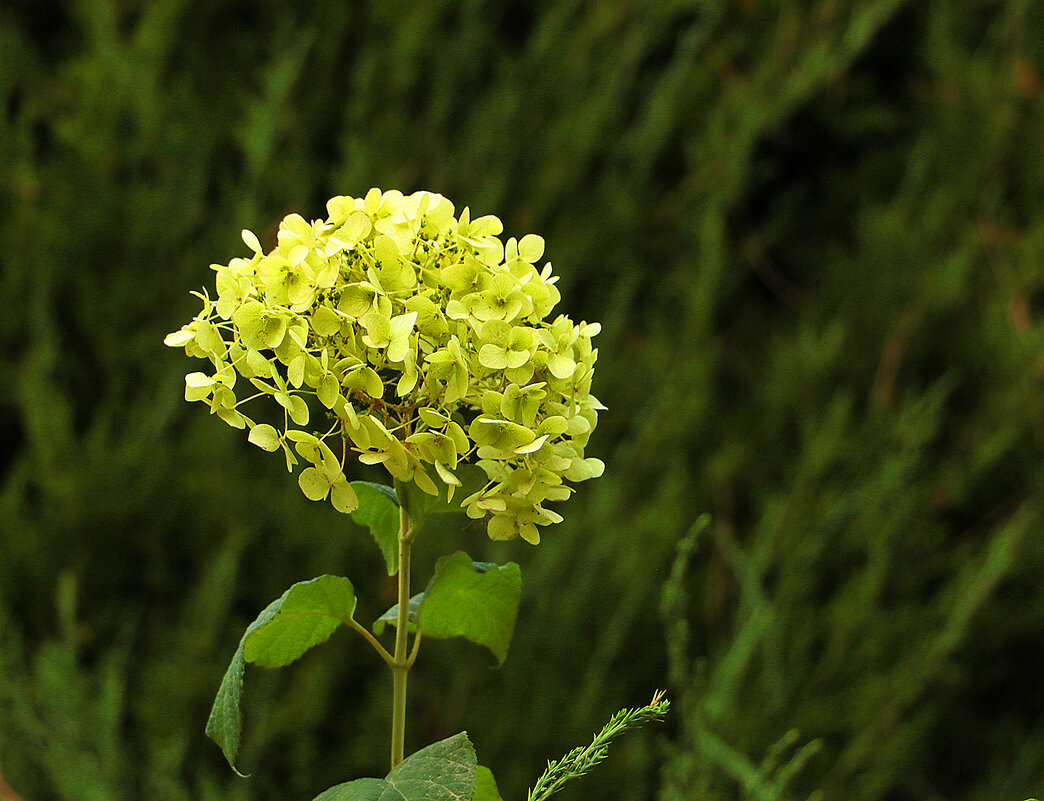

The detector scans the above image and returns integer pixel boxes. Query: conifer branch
[527,691,669,801]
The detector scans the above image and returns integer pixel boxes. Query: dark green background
[2,1,1044,800]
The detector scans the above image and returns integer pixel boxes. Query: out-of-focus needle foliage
[1,1,1044,800]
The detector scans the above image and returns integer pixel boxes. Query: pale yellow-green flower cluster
[166,189,604,544]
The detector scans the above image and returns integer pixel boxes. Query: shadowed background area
[2,1,1044,800]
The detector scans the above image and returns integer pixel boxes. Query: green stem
[390,503,412,769]
[347,617,395,667]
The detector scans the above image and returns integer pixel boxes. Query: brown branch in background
[869,306,922,413]
[745,239,810,309]
[0,774,25,801]
[1008,288,1032,336]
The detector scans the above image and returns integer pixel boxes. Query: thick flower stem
[390,504,412,769]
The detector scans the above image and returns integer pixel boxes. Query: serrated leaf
[421,553,521,664]
[385,732,475,800]
[350,482,400,574]
[312,732,476,801]
[378,552,521,664]
[312,777,387,801]
[243,575,357,667]
[205,594,285,774]
[206,576,358,773]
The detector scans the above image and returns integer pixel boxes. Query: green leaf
[395,477,439,525]
[395,465,486,528]
[205,595,284,774]
[373,593,422,636]
[312,778,386,801]
[243,575,357,667]
[312,732,477,801]
[473,766,503,801]
[206,576,358,773]
[421,553,521,663]
[384,731,476,800]
[350,481,400,574]
[378,552,521,664]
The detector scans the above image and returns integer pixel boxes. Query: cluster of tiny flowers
[166,189,604,544]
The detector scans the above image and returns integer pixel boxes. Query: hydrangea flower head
[166,189,604,544]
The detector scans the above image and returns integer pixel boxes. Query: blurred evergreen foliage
[1,1,1043,800]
